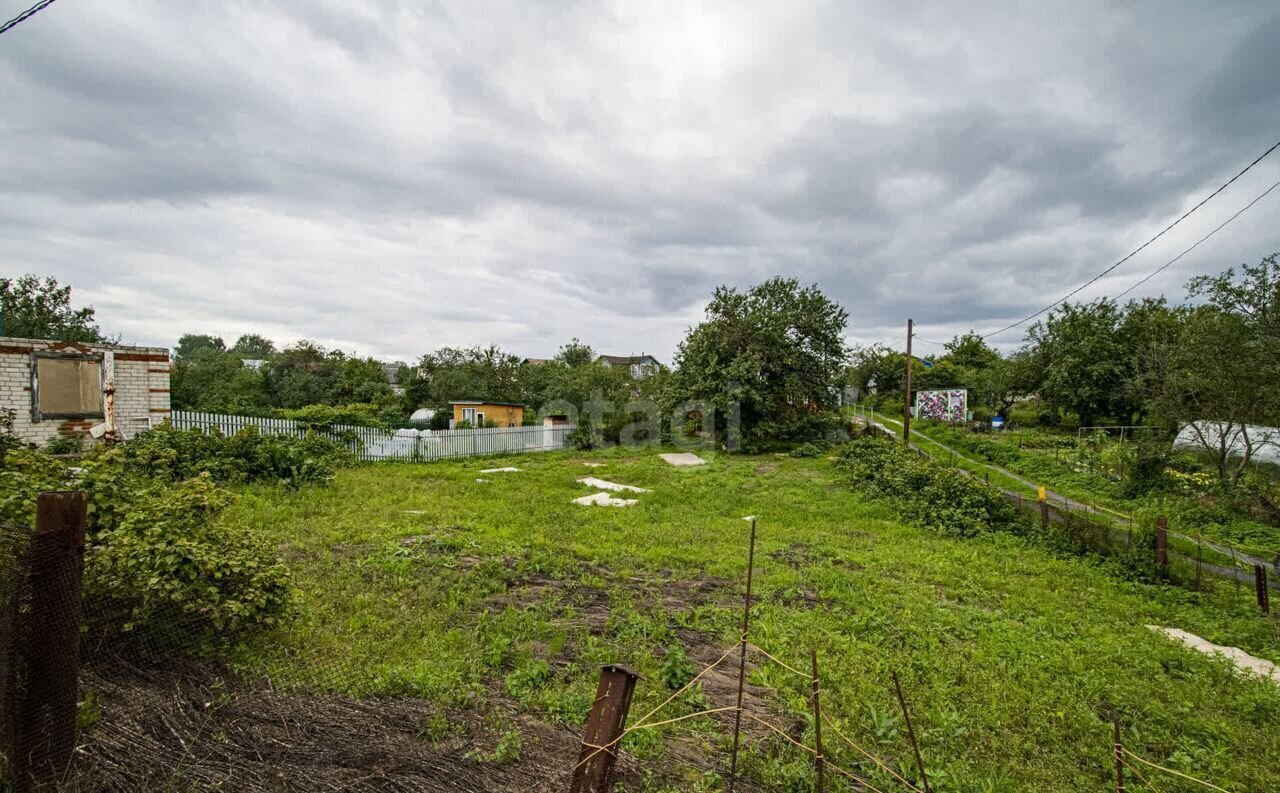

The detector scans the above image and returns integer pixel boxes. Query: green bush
[82,471,290,638]
[2,438,293,644]
[837,433,1018,537]
[44,433,83,455]
[789,442,826,458]
[98,422,352,487]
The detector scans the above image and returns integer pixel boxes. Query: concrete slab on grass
[1148,625,1280,683]
[572,491,638,507]
[660,452,706,467]
[481,467,521,473]
[577,476,650,493]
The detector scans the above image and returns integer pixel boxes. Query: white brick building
[0,336,170,447]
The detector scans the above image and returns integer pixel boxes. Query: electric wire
[981,138,1280,339]
[0,0,57,36]
[1111,179,1280,301]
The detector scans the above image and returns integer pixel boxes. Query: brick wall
[0,336,170,448]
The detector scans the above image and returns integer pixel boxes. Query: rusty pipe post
[1256,564,1270,615]
[811,649,824,793]
[727,518,758,793]
[891,671,931,793]
[569,664,639,793]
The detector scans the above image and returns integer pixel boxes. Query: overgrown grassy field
[901,420,1280,556]
[224,448,1280,792]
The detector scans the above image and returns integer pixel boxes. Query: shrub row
[97,421,352,487]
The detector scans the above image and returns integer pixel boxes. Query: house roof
[522,357,553,365]
[597,354,660,367]
[449,400,526,408]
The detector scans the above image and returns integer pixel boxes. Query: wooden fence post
[9,492,87,793]
[891,671,931,793]
[1155,516,1168,579]
[1255,565,1270,615]
[569,664,639,793]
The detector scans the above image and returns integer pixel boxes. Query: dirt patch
[770,542,819,569]
[67,659,649,793]
[487,566,737,641]
[754,462,778,475]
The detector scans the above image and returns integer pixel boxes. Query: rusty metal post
[10,492,87,793]
[903,319,914,449]
[1255,565,1270,615]
[1039,498,1049,532]
[1113,719,1125,793]
[727,518,758,793]
[569,664,639,793]
[1195,533,1203,591]
[1155,516,1168,579]
[810,650,824,793]
[891,671,931,793]
[1228,542,1242,603]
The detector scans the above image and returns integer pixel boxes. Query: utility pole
[903,318,913,448]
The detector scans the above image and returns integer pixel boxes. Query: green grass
[883,416,1280,567]
[223,447,1280,792]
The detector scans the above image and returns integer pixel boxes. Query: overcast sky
[2,1,1279,363]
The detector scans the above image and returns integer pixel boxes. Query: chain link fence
[0,496,606,793]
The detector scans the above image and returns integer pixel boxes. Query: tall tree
[941,331,1000,371]
[171,353,269,414]
[555,338,596,368]
[667,277,849,449]
[174,334,227,360]
[409,345,524,408]
[1147,306,1276,490]
[847,343,904,403]
[1026,300,1130,427]
[0,275,106,342]
[231,333,276,358]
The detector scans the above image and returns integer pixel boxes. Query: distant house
[449,400,525,428]
[383,362,413,396]
[597,354,661,379]
[522,357,553,366]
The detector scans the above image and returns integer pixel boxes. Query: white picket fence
[167,411,574,462]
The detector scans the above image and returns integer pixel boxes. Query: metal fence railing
[167,411,574,462]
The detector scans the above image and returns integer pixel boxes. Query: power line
[0,0,57,37]
[912,335,949,348]
[981,137,1280,339]
[1111,179,1280,301]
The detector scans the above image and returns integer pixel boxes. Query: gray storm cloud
[2,0,1278,359]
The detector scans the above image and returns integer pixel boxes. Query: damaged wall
[0,336,170,448]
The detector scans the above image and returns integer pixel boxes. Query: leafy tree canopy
[1,274,106,342]
[175,334,227,360]
[668,277,849,450]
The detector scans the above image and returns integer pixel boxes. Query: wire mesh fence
[1,490,1260,793]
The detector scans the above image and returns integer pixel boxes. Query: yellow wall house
[449,400,524,428]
